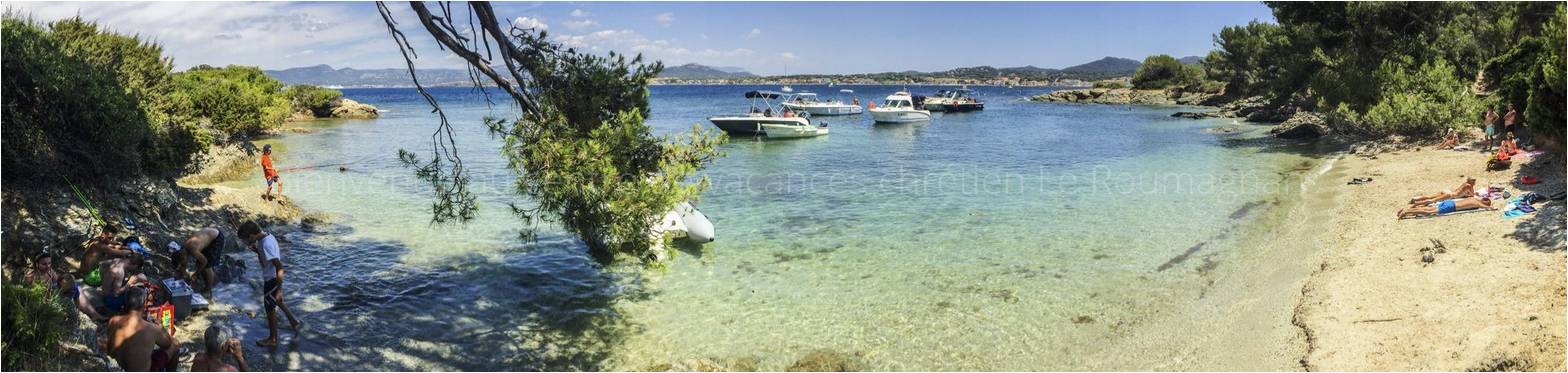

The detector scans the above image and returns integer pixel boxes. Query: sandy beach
[1297,145,1566,371]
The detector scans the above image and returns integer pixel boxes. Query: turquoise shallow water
[225,85,1331,370]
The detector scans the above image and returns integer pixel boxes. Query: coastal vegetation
[1,282,72,371]
[1202,2,1566,141]
[2,13,366,184]
[378,2,725,263]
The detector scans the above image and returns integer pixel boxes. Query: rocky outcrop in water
[1030,86,1223,106]
[1270,111,1331,139]
[328,98,379,119]
[1168,96,1297,123]
[786,349,866,372]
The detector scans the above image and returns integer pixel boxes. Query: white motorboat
[761,121,829,138]
[781,90,864,116]
[708,90,814,135]
[869,91,932,123]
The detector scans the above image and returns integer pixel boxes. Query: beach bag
[146,303,176,336]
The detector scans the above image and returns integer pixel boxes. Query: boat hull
[708,116,812,135]
[783,103,863,116]
[869,109,931,123]
[761,123,829,138]
[924,102,984,113]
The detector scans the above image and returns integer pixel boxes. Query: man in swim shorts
[81,224,134,286]
[1399,196,1494,219]
[172,227,226,296]
[1409,178,1477,206]
[240,221,302,347]
[107,287,180,371]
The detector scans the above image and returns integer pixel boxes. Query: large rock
[1270,112,1330,139]
[328,98,379,119]
[786,350,865,372]
[1029,88,1174,105]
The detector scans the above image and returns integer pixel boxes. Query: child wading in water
[260,144,280,200]
[239,221,302,347]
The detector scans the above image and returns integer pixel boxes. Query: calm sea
[214,85,1338,370]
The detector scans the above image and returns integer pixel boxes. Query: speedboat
[781,90,864,116]
[761,121,829,138]
[708,90,814,136]
[869,91,932,123]
[922,87,984,112]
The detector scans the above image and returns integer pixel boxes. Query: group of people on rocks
[19,219,301,371]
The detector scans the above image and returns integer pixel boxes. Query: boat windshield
[882,99,909,108]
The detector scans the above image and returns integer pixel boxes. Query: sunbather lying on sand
[1398,196,1494,219]
[1435,128,1460,150]
[1409,178,1477,206]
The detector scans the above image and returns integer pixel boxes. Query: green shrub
[2,14,187,182]
[1360,59,1482,137]
[1,281,73,371]
[283,84,343,117]
[1132,55,1200,89]
[168,65,291,135]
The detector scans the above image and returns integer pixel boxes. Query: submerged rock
[786,349,866,372]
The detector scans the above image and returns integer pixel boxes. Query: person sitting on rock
[26,251,108,322]
[191,326,248,372]
[80,224,135,285]
[1409,178,1477,206]
[98,255,147,315]
[107,286,180,372]
[1398,196,1494,219]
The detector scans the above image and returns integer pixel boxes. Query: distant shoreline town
[261,56,1185,89]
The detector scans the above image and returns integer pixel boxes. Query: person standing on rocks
[260,144,280,200]
[171,227,225,296]
[239,221,302,347]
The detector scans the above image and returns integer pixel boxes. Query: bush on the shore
[1131,55,1191,89]
[1092,81,1129,89]
[283,84,344,117]
[169,65,291,135]
[1202,2,1566,142]
[1,281,72,371]
[1,14,190,182]
[1357,59,1483,136]
[2,13,300,183]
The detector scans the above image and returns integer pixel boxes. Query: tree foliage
[1201,2,1565,141]
[283,84,344,116]
[1131,55,1191,89]
[169,65,292,135]
[3,13,302,184]
[379,2,726,263]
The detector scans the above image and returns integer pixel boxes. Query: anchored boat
[869,91,932,123]
[708,90,827,138]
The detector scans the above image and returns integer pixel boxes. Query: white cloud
[561,19,598,30]
[511,16,548,30]
[780,52,799,60]
[747,28,762,38]
[569,9,589,18]
[699,33,709,40]
[655,12,674,27]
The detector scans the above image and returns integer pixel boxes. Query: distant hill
[1179,56,1204,65]
[265,64,472,87]
[658,63,757,79]
[1060,57,1142,75]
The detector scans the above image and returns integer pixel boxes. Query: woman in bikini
[1409,178,1477,206]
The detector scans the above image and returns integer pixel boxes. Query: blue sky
[12,1,1275,75]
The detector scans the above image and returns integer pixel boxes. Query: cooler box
[161,278,194,322]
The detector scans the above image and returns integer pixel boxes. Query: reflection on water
[221,85,1331,370]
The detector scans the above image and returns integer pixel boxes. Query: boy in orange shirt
[261,144,280,200]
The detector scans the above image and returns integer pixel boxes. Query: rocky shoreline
[1029,87,1339,140]
[1027,86,1227,107]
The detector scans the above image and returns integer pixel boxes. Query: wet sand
[1297,146,1566,370]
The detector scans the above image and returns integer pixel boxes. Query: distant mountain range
[267,56,1180,87]
[659,63,757,79]
[1179,56,1204,65]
